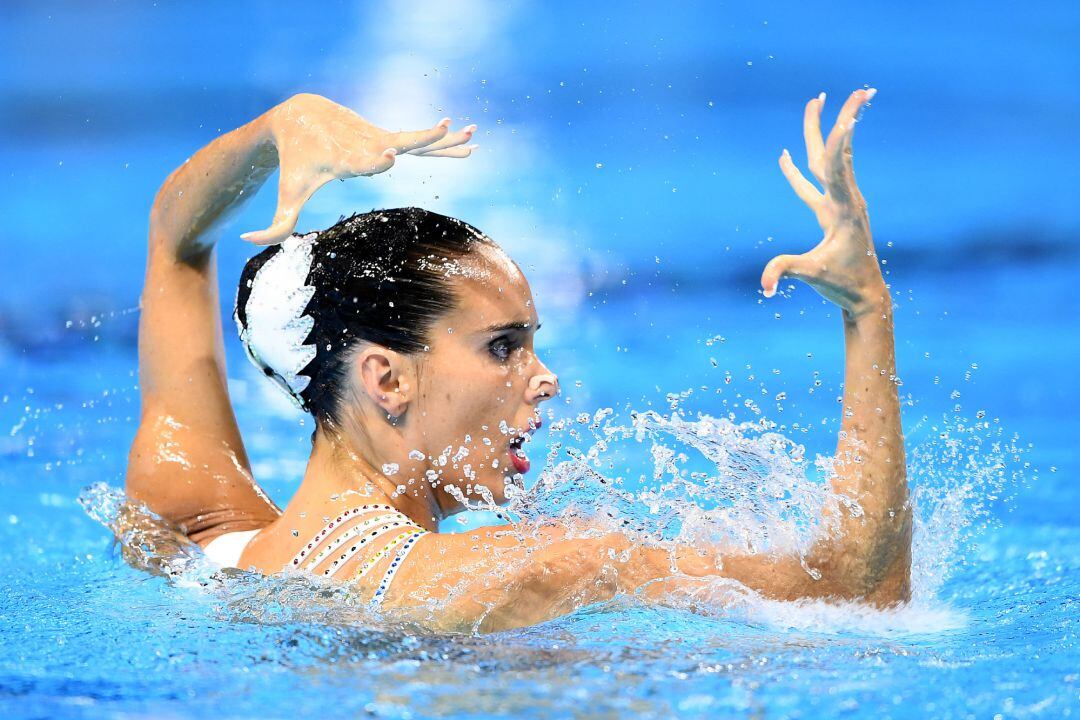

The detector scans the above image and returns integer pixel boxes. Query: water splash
[511,410,840,559]
[501,399,1028,628]
[907,411,1028,600]
[79,395,1028,635]
[639,574,968,636]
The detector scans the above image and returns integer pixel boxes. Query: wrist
[261,98,288,147]
[844,280,891,323]
[262,93,317,147]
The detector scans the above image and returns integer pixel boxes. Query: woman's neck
[283,425,443,532]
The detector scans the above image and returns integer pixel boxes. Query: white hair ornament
[235,231,319,409]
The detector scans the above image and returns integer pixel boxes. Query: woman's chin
[501,470,526,499]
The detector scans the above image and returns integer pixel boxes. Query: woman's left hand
[761,88,886,316]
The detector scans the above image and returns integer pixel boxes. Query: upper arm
[376,525,844,632]
[126,236,279,541]
[699,539,910,606]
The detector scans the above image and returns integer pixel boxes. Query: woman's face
[404,243,559,512]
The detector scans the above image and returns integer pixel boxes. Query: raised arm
[378,89,909,634]
[753,88,910,603]
[126,93,476,542]
[664,89,910,603]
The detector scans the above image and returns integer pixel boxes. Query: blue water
[2,2,1078,718]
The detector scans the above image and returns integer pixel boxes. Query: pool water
[2,2,1078,718]
[2,262,1077,718]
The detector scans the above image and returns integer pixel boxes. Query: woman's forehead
[443,249,537,331]
[452,273,535,329]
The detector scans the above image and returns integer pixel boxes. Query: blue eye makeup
[488,335,522,361]
[481,321,540,362]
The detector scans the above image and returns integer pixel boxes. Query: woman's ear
[355,347,411,420]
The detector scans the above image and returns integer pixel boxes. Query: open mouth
[508,436,531,474]
[507,415,540,475]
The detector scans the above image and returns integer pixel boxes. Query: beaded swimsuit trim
[299,513,405,571]
[370,530,425,607]
[285,504,428,601]
[317,519,414,576]
[286,503,395,568]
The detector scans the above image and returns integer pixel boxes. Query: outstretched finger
[411,144,478,159]
[803,92,826,183]
[823,88,875,201]
[779,149,823,209]
[824,88,874,156]
[385,118,452,153]
[240,172,332,246]
[406,124,477,155]
[760,253,807,298]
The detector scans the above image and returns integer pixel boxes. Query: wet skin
[125,91,910,632]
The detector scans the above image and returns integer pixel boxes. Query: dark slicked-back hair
[236,207,493,427]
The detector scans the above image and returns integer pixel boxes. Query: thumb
[760,253,806,298]
[240,172,331,246]
[240,214,300,246]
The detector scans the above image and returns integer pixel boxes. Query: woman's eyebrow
[480,321,541,334]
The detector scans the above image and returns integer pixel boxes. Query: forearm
[666,287,910,605]
[138,108,279,402]
[813,284,910,600]
[149,110,279,265]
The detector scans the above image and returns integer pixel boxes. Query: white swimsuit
[203,529,260,568]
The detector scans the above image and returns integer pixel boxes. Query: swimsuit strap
[285,503,399,570]
[298,513,410,571]
[318,519,418,578]
[369,528,428,608]
[353,528,424,581]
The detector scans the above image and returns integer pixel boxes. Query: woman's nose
[526,369,559,405]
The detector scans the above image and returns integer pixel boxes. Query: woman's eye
[489,339,516,361]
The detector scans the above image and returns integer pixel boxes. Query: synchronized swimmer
[125,90,910,632]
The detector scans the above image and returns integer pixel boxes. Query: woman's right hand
[241,93,478,245]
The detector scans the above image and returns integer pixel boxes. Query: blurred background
[0,0,1076,516]
[1,4,1078,717]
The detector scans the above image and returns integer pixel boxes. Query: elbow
[868,516,913,605]
[146,173,185,260]
[846,529,912,606]
[812,509,913,606]
[865,506,913,605]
